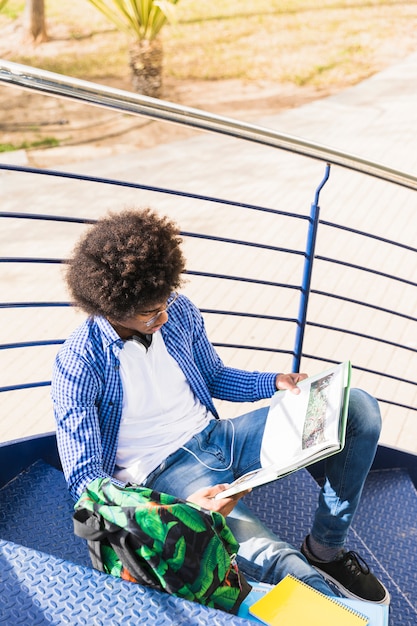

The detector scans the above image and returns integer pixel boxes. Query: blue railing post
[292,163,331,373]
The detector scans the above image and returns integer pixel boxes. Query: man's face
[112,292,178,337]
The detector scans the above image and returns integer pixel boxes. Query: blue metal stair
[1,460,416,624]
[349,468,417,623]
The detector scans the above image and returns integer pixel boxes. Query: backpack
[73,478,252,614]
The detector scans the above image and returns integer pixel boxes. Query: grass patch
[164,1,417,86]
[0,0,24,19]
[2,0,417,88]
[15,44,129,82]
[0,137,60,152]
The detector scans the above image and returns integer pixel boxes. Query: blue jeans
[144,388,381,596]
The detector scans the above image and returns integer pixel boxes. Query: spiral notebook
[249,574,369,625]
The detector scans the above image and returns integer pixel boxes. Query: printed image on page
[260,368,343,469]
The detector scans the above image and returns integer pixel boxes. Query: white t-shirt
[114,331,212,484]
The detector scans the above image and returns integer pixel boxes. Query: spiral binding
[285,575,368,621]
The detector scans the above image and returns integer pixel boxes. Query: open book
[215,361,351,500]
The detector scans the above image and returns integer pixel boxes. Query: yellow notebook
[249,574,369,625]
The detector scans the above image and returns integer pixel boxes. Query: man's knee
[348,388,382,439]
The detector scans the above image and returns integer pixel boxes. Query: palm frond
[86,0,135,36]
[86,0,178,40]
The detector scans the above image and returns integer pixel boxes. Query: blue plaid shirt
[52,294,277,500]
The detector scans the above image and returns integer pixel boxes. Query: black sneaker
[301,537,390,605]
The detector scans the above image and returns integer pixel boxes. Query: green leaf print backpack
[73,478,251,614]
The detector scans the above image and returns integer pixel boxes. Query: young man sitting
[52,208,389,605]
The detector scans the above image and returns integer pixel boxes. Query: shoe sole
[311,564,391,606]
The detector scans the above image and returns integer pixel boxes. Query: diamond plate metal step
[1,460,416,624]
[349,468,417,624]
[0,539,255,625]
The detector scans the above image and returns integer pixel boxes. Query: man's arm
[187,298,307,400]
[52,343,120,500]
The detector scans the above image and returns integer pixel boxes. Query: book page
[260,364,346,469]
[214,362,350,499]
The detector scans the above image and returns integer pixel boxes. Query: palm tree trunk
[129,37,163,98]
[24,0,48,43]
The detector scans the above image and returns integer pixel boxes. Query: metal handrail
[1,59,417,191]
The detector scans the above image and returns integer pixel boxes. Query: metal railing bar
[0,314,298,349]
[306,321,417,353]
[182,231,305,256]
[185,270,301,290]
[0,248,304,267]
[354,365,417,389]
[0,164,309,221]
[0,340,64,350]
[200,309,297,324]
[1,304,297,319]
[0,266,301,289]
[0,211,94,225]
[0,302,71,309]
[0,381,51,393]
[301,353,417,388]
[315,255,417,289]
[2,377,412,413]
[319,220,417,255]
[9,289,413,324]
[292,165,329,373]
[0,258,64,264]
[1,60,417,191]
[212,343,295,355]
[311,290,417,324]
[374,398,417,411]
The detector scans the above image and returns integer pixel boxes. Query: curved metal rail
[1,59,417,191]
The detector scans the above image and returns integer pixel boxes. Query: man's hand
[186,484,250,517]
[275,372,308,394]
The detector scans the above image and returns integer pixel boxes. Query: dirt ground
[0,17,414,167]
[2,72,329,156]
